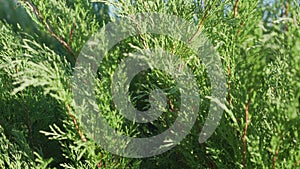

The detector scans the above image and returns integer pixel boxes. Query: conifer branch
[229,0,240,108]
[20,0,76,63]
[21,0,84,142]
[188,0,215,43]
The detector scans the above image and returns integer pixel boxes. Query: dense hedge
[0,0,299,168]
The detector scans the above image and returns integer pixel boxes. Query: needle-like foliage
[0,0,299,168]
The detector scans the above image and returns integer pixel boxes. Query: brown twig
[284,2,289,31]
[65,81,86,142]
[21,0,76,63]
[242,97,250,168]
[131,15,149,49]
[272,147,279,169]
[234,21,245,39]
[69,19,77,45]
[20,0,85,142]
[272,131,284,169]
[66,104,87,142]
[97,152,105,168]
[233,0,240,18]
[188,0,215,43]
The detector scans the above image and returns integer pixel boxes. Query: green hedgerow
[0,0,299,168]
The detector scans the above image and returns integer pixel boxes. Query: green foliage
[0,0,299,168]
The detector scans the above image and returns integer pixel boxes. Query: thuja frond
[0,0,299,168]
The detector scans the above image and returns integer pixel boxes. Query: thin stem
[188,0,216,43]
[272,131,284,169]
[69,19,77,45]
[284,2,289,31]
[66,104,87,142]
[242,97,250,168]
[97,153,104,168]
[233,0,240,18]
[130,15,149,49]
[21,0,76,63]
[234,21,245,39]
[272,147,279,169]
[20,0,85,142]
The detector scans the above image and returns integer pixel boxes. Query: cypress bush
[0,0,299,168]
